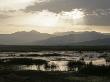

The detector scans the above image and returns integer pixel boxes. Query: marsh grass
[0,70,110,82]
[0,58,47,65]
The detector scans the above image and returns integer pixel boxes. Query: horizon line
[0,30,109,35]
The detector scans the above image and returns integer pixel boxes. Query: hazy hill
[0,30,52,45]
[75,38,110,45]
[0,31,110,45]
[34,31,110,45]
[53,31,80,36]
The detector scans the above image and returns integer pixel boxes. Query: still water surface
[0,51,109,71]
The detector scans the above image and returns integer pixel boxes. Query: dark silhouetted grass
[0,58,47,65]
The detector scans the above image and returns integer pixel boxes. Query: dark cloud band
[25,0,110,12]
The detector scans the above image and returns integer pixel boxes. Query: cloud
[0,0,110,26]
[0,10,86,27]
[0,0,110,33]
[0,9,110,27]
[25,0,110,13]
[23,0,110,26]
[0,0,49,11]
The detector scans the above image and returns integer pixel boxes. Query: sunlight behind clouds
[61,9,85,20]
[30,10,59,27]
[2,10,85,28]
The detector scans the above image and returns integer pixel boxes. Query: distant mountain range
[73,38,110,46]
[34,31,110,45]
[0,30,52,45]
[0,30,110,45]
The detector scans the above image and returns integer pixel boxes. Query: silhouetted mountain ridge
[0,30,110,45]
[34,31,110,45]
[74,38,110,45]
[0,30,52,45]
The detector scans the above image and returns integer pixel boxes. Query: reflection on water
[21,65,46,71]
[0,59,108,71]
[0,51,110,71]
[48,61,68,71]
[85,58,107,65]
[0,61,69,71]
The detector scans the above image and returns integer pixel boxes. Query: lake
[0,51,110,71]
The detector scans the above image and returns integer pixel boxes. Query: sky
[0,0,110,34]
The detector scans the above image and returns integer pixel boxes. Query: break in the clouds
[0,10,81,27]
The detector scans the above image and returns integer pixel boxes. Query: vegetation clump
[0,58,47,65]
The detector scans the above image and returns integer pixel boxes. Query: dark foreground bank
[0,45,110,52]
[0,70,110,82]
